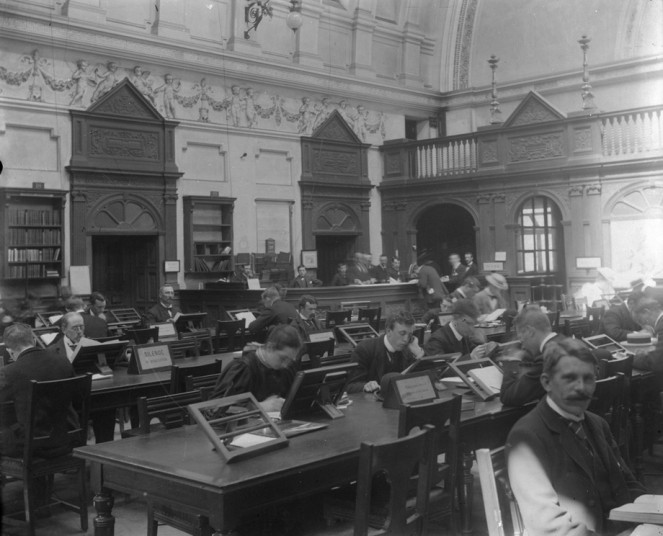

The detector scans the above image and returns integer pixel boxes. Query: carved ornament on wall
[311,149,359,175]
[479,140,499,164]
[508,133,564,162]
[316,205,358,232]
[89,128,159,160]
[509,100,561,127]
[573,127,593,152]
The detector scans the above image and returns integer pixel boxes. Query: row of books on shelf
[8,228,61,244]
[7,247,61,262]
[194,244,232,256]
[7,265,60,278]
[9,209,61,226]
[193,257,232,272]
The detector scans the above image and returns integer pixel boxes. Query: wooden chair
[325,309,351,328]
[124,326,159,344]
[586,306,605,335]
[301,338,335,369]
[134,391,212,536]
[358,307,381,332]
[214,319,246,353]
[184,373,221,400]
[545,310,560,333]
[168,338,200,360]
[170,360,223,394]
[180,329,214,355]
[476,447,525,536]
[1,374,92,536]
[351,426,436,536]
[324,398,461,531]
[598,355,633,460]
[563,318,592,338]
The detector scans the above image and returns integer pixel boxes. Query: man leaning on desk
[347,310,424,394]
[507,338,646,536]
[144,284,180,324]
[210,325,301,412]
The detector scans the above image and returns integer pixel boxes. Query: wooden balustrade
[600,107,663,157]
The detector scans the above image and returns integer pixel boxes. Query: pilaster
[292,2,324,68]
[152,0,190,40]
[397,22,424,87]
[349,7,375,77]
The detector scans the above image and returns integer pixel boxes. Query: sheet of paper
[39,332,58,345]
[230,433,275,448]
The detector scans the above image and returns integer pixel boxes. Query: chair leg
[79,465,89,531]
[24,476,36,536]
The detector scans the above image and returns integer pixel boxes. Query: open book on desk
[610,495,663,524]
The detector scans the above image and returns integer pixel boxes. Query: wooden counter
[179,283,426,325]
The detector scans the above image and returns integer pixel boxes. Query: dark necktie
[568,420,594,458]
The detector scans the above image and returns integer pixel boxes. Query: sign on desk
[128,343,173,374]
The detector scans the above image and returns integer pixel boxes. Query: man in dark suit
[81,292,109,338]
[144,284,181,324]
[449,276,480,302]
[290,295,322,341]
[248,286,299,343]
[330,262,350,286]
[290,265,322,288]
[416,252,448,309]
[0,323,75,456]
[464,252,479,278]
[500,306,565,406]
[347,252,372,285]
[424,299,491,358]
[347,311,424,393]
[507,338,646,535]
[632,295,663,371]
[385,258,404,282]
[601,292,642,341]
[442,253,467,286]
[371,255,391,284]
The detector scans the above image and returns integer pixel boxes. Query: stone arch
[509,189,569,225]
[408,197,478,231]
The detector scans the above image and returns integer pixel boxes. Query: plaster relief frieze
[585,184,602,196]
[479,140,498,164]
[509,100,561,127]
[453,0,478,90]
[311,149,359,175]
[89,128,159,160]
[0,38,407,143]
[568,185,585,197]
[573,127,593,152]
[507,133,564,162]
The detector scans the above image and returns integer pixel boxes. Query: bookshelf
[1,188,65,282]
[183,196,236,277]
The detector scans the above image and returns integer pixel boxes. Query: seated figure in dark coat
[144,284,181,324]
[210,324,302,412]
[600,291,642,342]
[248,286,299,343]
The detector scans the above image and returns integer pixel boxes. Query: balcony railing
[382,103,663,182]
[600,106,663,157]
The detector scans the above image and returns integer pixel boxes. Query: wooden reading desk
[76,390,531,536]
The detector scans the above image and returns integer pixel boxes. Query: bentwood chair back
[325,309,351,328]
[353,425,436,536]
[476,447,525,536]
[0,374,92,536]
[598,355,633,460]
[124,327,159,344]
[170,360,223,394]
[215,319,246,353]
[168,338,200,360]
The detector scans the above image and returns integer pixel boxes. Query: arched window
[516,196,563,274]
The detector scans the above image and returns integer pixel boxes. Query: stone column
[397,22,424,86]
[359,201,371,252]
[301,199,315,250]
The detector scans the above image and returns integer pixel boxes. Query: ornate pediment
[504,91,566,128]
[87,79,162,120]
[312,110,362,144]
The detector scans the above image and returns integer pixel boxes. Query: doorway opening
[416,204,476,277]
[92,235,159,311]
[315,235,357,285]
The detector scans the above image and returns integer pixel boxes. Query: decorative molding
[508,133,565,162]
[492,193,505,203]
[573,127,593,152]
[585,184,602,196]
[503,91,566,128]
[452,0,478,90]
[89,127,159,160]
[476,193,492,204]
[568,185,585,197]
[479,139,498,164]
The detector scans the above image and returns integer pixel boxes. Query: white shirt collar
[449,322,464,341]
[457,288,467,298]
[384,335,397,353]
[539,332,557,353]
[546,396,584,422]
[656,312,663,327]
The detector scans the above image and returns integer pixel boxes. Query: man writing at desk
[424,299,491,358]
[144,284,180,324]
[507,338,646,536]
[347,311,424,393]
[210,325,301,412]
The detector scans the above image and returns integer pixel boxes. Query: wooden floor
[4,445,663,536]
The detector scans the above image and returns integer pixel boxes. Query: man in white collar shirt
[441,253,467,285]
[49,312,91,362]
[449,276,480,302]
[473,273,509,314]
[424,299,490,358]
[500,306,565,406]
[631,295,663,372]
[464,252,478,278]
[144,284,181,324]
[507,338,646,536]
[347,311,424,393]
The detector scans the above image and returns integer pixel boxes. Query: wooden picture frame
[301,250,318,269]
[128,342,173,374]
[188,393,288,463]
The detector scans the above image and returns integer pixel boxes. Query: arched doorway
[416,204,476,276]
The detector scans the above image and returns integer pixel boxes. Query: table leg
[458,449,474,536]
[633,401,644,480]
[93,489,115,536]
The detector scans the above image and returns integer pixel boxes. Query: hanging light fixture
[244,0,273,40]
[286,0,303,33]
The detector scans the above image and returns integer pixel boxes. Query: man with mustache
[507,339,646,536]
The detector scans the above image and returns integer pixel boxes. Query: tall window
[516,196,562,274]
